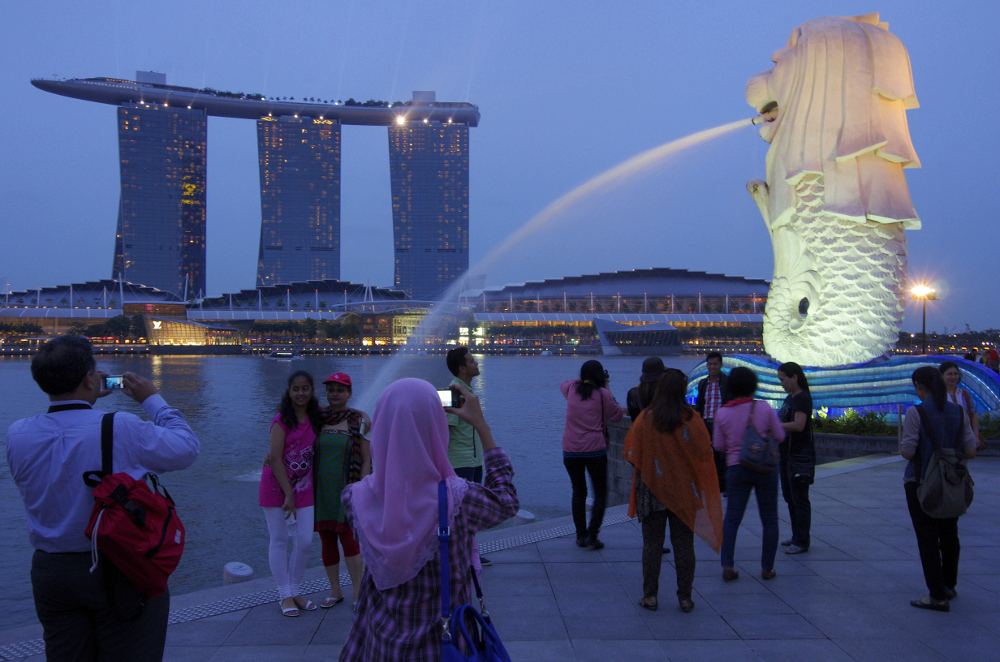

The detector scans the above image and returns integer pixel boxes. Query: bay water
[0,353,701,629]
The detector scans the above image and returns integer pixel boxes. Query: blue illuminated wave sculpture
[686,355,1000,418]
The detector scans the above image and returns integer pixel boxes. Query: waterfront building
[257,117,341,286]
[466,268,770,353]
[0,279,185,337]
[389,94,470,300]
[113,98,207,297]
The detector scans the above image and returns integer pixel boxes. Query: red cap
[323,373,352,387]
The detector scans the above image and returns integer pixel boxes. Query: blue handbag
[439,481,511,662]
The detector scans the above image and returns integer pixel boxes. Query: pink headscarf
[348,378,468,591]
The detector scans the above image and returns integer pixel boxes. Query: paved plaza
[2,454,998,661]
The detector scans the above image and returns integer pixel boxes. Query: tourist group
[4,335,982,660]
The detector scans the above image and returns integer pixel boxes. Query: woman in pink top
[711,366,785,581]
[259,370,322,616]
[561,360,624,550]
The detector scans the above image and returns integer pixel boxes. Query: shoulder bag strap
[914,405,940,452]
[954,406,965,451]
[599,389,609,444]
[101,413,115,476]
[83,413,115,488]
[469,562,490,620]
[438,481,453,644]
[745,400,758,436]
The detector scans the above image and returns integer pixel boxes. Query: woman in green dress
[315,372,372,609]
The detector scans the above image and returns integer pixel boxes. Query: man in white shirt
[6,335,200,661]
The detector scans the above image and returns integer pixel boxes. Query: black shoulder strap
[83,412,115,488]
[101,412,115,476]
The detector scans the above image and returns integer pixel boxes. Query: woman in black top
[777,362,814,554]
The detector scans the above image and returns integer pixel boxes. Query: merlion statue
[746,12,920,368]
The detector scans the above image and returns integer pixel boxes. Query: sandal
[910,596,950,612]
[292,597,317,611]
[279,600,299,617]
[321,596,345,609]
[638,597,658,611]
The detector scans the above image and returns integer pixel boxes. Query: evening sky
[2,1,997,332]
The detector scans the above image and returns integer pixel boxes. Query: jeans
[563,454,608,539]
[720,464,780,571]
[454,465,483,483]
[704,419,727,494]
[905,481,960,601]
[641,508,695,601]
[780,457,812,548]
[31,550,170,662]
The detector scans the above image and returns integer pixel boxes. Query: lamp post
[910,285,937,355]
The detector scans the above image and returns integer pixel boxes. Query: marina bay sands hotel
[32,71,479,300]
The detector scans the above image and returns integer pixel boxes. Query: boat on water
[266,348,301,360]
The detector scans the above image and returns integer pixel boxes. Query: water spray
[355,117,759,411]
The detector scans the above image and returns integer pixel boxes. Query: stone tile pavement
[2,455,998,661]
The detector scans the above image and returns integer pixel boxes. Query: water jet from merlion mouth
[353,117,756,411]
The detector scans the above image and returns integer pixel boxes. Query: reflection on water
[0,353,700,629]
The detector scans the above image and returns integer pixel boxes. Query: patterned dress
[315,409,364,532]
[338,448,518,661]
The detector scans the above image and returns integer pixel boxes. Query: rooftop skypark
[31,76,481,126]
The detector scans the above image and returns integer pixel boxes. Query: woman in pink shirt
[711,366,785,581]
[561,360,624,550]
[259,370,322,616]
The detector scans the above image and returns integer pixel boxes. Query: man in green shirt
[446,346,484,480]
[445,346,491,565]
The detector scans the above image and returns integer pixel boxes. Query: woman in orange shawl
[623,369,724,613]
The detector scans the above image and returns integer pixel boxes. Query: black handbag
[438,481,511,662]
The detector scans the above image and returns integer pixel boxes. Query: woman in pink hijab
[338,378,518,661]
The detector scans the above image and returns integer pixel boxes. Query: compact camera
[104,376,125,390]
[436,388,461,408]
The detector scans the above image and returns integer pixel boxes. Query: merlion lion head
[746,12,921,231]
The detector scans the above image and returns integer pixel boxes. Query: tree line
[67,315,146,340]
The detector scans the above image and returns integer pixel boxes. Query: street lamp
[910,284,938,355]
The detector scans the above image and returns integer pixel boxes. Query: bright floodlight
[911,285,934,298]
[395,116,405,125]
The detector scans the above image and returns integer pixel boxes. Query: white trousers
[262,506,314,600]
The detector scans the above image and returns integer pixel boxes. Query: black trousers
[563,454,607,539]
[905,482,960,601]
[454,465,483,483]
[641,508,695,601]
[31,550,170,662]
[780,457,812,548]
[704,420,726,494]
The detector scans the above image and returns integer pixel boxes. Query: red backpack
[83,413,185,599]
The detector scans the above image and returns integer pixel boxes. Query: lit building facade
[389,121,470,300]
[35,75,480,298]
[113,103,207,297]
[257,117,341,286]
